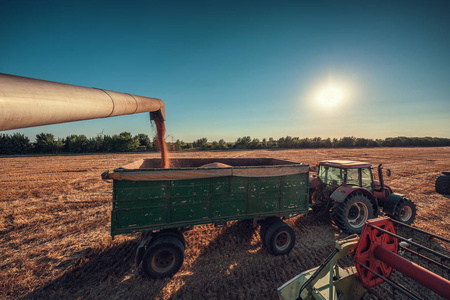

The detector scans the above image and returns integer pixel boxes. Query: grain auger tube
[278,217,450,300]
[0,73,165,131]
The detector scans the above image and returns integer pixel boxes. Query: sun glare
[303,77,356,114]
[316,85,344,108]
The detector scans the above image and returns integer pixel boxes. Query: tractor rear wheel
[331,193,374,234]
[393,198,416,225]
[435,174,450,195]
[142,236,185,279]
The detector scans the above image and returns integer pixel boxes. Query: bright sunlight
[316,85,345,108]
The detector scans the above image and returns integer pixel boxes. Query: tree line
[1,132,449,155]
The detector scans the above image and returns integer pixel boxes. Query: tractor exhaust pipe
[377,164,385,191]
[0,73,165,131]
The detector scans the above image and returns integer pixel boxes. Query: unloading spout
[0,73,165,131]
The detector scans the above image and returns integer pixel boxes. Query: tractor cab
[316,160,374,192]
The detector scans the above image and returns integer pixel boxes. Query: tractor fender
[330,185,355,202]
[331,186,379,215]
[382,193,407,215]
[330,185,377,202]
[373,181,393,200]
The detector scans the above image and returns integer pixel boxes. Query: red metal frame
[353,217,397,288]
[374,245,450,299]
[354,217,450,299]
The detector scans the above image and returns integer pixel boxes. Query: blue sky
[1,0,449,142]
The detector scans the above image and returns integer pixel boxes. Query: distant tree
[233,136,250,149]
[278,136,298,148]
[210,139,228,150]
[250,138,261,149]
[211,141,220,150]
[0,133,33,154]
[35,133,64,153]
[137,133,153,150]
[103,135,114,152]
[267,137,277,148]
[0,134,9,154]
[355,138,369,148]
[64,135,89,153]
[309,137,321,148]
[321,138,333,148]
[218,139,228,150]
[86,136,105,152]
[3,133,450,155]
[112,132,140,152]
[261,138,267,148]
[332,138,339,148]
[337,137,356,148]
[298,137,310,148]
[193,138,208,150]
[173,139,187,151]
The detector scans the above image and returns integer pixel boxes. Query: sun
[316,85,344,108]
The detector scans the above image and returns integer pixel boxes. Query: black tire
[435,174,450,195]
[259,217,281,242]
[331,193,374,234]
[310,190,329,214]
[264,221,296,255]
[393,198,416,225]
[142,236,184,279]
[152,229,186,249]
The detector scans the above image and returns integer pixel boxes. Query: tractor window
[325,167,344,186]
[318,165,327,180]
[361,168,372,190]
[346,169,359,186]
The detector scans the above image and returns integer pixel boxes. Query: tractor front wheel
[331,194,374,234]
[393,198,416,225]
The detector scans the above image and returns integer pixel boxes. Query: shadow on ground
[23,213,448,300]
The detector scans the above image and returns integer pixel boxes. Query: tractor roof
[319,160,372,169]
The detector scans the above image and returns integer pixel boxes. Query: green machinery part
[277,235,367,300]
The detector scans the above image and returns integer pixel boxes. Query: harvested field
[1,147,449,299]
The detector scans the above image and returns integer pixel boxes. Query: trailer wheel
[331,193,374,234]
[264,221,296,255]
[142,236,184,279]
[152,229,186,249]
[259,217,281,242]
[393,198,416,225]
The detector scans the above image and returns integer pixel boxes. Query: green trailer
[103,158,309,278]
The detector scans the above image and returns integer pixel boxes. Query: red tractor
[309,160,416,234]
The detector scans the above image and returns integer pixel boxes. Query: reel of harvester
[278,217,450,300]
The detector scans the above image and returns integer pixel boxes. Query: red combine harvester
[278,217,450,300]
[309,161,417,234]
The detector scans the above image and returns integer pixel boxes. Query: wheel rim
[347,202,369,228]
[274,231,291,251]
[400,206,412,222]
[151,250,175,273]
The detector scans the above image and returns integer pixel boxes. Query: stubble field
[1,147,449,299]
